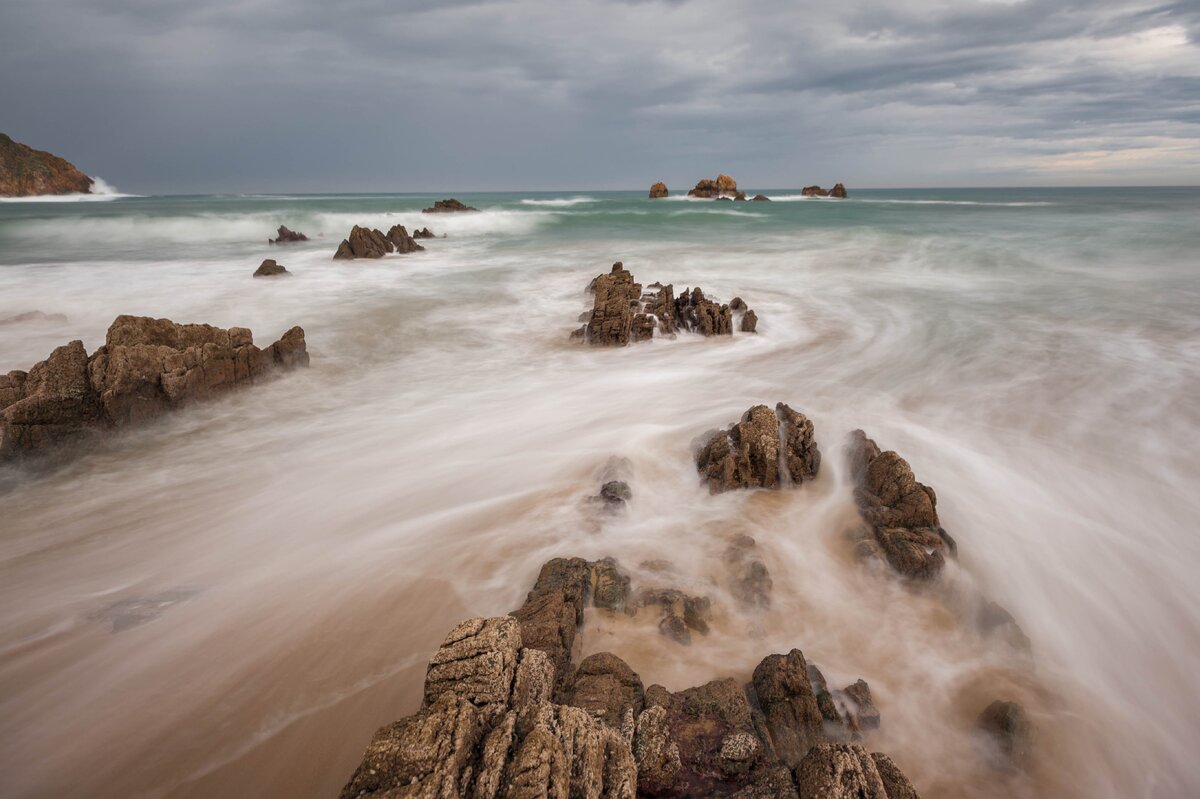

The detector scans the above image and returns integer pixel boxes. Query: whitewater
[0,187,1197,798]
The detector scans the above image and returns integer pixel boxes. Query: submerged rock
[976,700,1032,772]
[0,132,92,196]
[696,403,820,493]
[333,225,392,260]
[598,479,632,507]
[649,181,669,199]
[637,588,711,645]
[268,225,308,244]
[0,315,308,462]
[253,258,289,277]
[422,198,478,213]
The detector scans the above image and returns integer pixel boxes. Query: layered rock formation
[0,315,308,461]
[571,264,759,346]
[386,224,425,254]
[696,404,821,493]
[412,227,436,239]
[687,174,738,199]
[333,224,425,259]
[649,182,668,199]
[339,556,922,799]
[269,225,308,244]
[423,198,479,213]
[253,259,289,277]
[0,133,93,197]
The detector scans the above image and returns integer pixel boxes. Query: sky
[2,0,1198,193]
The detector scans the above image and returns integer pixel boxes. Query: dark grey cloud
[1,0,1197,192]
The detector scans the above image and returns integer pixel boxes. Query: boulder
[1,316,307,461]
[741,310,758,333]
[649,181,669,199]
[253,259,289,277]
[268,225,307,244]
[829,183,848,198]
[752,650,825,768]
[385,224,425,254]
[717,174,738,194]
[0,132,92,196]
[801,186,829,197]
[598,480,632,507]
[422,198,479,213]
[696,403,821,493]
[333,225,392,260]
[411,227,436,239]
[976,700,1032,771]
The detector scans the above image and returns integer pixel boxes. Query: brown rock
[726,535,773,609]
[728,767,800,798]
[716,174,738,194]
[332,225,392,260]
[871,753,922,799]
[385,224,425,254]
[687,174,738,198]
[638,588,711,646]
[976,700,1032,771]
[696,403,820,493]
[734,191,747,201]
[752,650,825,768]
[411,227,436,239]
[268,225,307,244]
[741,310,758,333]
[751,194,771,201]
[801,186,830,197]
[509,557,592,689]
[423,616,522,708]
[253,259,289,277]
[590,558,632,613]
[0,133,92,197]
[675,287,732,336]
[829,183,848,198]
[568,652,645,730]
[633,705,682,794]
[649,181,669,199]
[794,743,890,798]
[422,198,479,213]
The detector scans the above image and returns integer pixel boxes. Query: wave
[0,176,139,203]
[519,196,597,207]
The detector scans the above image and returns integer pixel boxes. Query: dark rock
[582,262,644,346]
[638,588,711,646]
[978,600,1033,652]
[871,753,922,799]
[976,700,1032,771]
[801,185,830,197]
[795,743,890,798]
[253,258,289,277]
[829,183,848,198]
[649,181,669,199]
[1,316,307,462]
[688,173,738,198]
[599,479,632,507]
[726,535,772,609]
[841,679,881,732]
[509,557,592,689]
[751,194,771,201]
[633,704,681,794]
[333,225,392,260]
[568,652,645,729]
[728,767,800,798]
[385,224,425,254]
[422,198,478,213]
[741,310,758,333]
[696,403,821,493]
[590,557,632,614]
[411,227,436,239]
[675,286,732,335]
[268,225,308,244]
[730,297,747,311]
[0,132,92,196]
[752,650,825,768]
[734,191,747,201]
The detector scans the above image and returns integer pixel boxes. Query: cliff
[0,133,93,196]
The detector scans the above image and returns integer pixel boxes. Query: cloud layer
[2,0,1198,192]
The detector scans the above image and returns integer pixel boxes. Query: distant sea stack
[648,181,668,199]
[801,183,848,198]
[0,133,93,197]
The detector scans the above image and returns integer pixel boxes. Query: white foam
[0,176,139,203]
[519,196,597,207]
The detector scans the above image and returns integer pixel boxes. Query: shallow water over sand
[1,188,1198,797]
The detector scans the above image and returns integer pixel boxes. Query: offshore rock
[0,132,92,196]
[687,174,738,198]
[411,227,436,239]
[1,316,308,461]
[696,403,821,493]
[333,225,392,260]
[751,194,771,201]
[637,588,711,646]
[422,198,478,213]
[253,258,290,277]
[385,224,425,254]
[801,186,830,197]
[268,225,308,244]
[976,700,1032,772]
[829,183,848,198]
[726,535,773,609]
[649,181,669,199]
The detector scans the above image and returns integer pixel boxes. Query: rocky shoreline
[0,132,94,197]
[647,176,847,201]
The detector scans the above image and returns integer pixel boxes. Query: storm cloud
[2,0,1197,192]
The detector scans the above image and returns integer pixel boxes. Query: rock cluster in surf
[254,258,290,277]
[571,263,759,346]
[696,403,821,493]
[0,132,93,197]
[268,225,308,244]
[687,174,743,200]
[0,315,308,461]
[333,224,426,260]
[801,184,848,198]
[423,198,479,213]
[340,554,920,799]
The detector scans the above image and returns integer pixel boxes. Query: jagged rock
[829,183,848,199]
[422,198,478,213]
[687,174,738,198]
[696,403,821,493]
[976,700,1032,771]
[633,705,682,794]
[730,297,747,311]
[871,753,922,799]
[676,287,732,335]
[253,258,289,277]
[795,743,893,798]
[582,263,644,346]
[590,558,631,614]
[333,225,392,260]
[729,767,800,798]
[751,195,771,202]
[598,480,632,507]
[752,650,825,768]
[0,132,92,196]
[411,227,436,239]
[741,310,758,333]
[649,181,668,199]
[424,617,522,707]
[385,224,425,254]
[801,186,830,197]
[841,680,880,732]
[568,652,645,729]
[1,316,307,461]
[510,558,592,689]
[269,225,308,244]
[638,589,711,646]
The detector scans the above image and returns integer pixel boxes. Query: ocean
[1,187,1198,797]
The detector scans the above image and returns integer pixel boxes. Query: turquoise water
[0,187,1198,798]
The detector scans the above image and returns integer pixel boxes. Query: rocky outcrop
[0,315,308,462]
[0,133,92,197]
[333,226,392,260]
[649,182,669,199]
[847,431,955,580]
[801,184,847,198]
[572,264,759,346]
[829,183,847,198]
[976,700,1031,772]
[423,198,479,213]
[411,227,436,239]
[341,558,922,799]
[751,195,770,202]
[637,588,711,646]
[687,174,738,199]
[268,225,308,244]
[386,224,425,254]
[253,259,289,277]
[598,480,632,507]
[696,404,820,493]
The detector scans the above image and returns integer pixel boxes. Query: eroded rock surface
[253,258,289,277]
[696,404,820,493]
[1,315,308,461]
[386,224,426,254]
[412,227,436,239]
[333,225,392,260]
[649,182,669,199]
[269,225,308,244]
[688,174,739,198]
[0,132,92,196]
